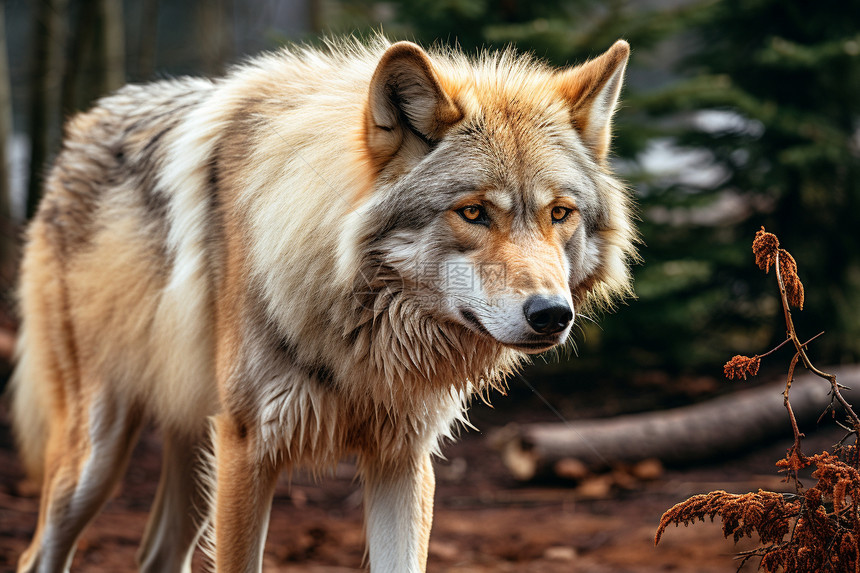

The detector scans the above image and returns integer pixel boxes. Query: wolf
[9,37,635,572]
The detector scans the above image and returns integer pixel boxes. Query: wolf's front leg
[212,414,281,573]
[363,452,436,573]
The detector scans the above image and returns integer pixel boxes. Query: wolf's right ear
[364,42,462,167]
[556,40,630,163]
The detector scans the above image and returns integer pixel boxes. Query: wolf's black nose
[523,296,573,335]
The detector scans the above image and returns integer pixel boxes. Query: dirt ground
[2,384,840,573]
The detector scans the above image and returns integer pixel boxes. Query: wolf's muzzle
[523,295,573,335]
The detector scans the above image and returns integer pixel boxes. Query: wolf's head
[353,40,636,355]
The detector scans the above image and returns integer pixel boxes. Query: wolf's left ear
[556,40,630,162]
[365,42,463,166]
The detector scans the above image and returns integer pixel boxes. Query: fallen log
[491,366,860,481]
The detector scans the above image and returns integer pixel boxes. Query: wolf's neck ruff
[345,277,522,394]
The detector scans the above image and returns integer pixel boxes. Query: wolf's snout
[523,295,573,335]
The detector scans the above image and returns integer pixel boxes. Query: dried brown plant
[778,249,805,310]
[656,229,860,572]
[724,355,761,380]
[752,226,805,309]
[753,227,779,272]
[655,490,795,546]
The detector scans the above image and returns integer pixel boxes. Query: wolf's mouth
[508,341,558,351]
[460,309,492,336]
[460,309,560,353]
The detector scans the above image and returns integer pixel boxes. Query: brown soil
[2,391,841,573]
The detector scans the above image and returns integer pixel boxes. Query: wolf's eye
[551,206,573,223]
[458,205,489,226]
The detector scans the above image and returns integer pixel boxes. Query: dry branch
[654,228,860,572]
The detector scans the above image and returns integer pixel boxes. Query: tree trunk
[0,3,18,326]
[99,0,124,93]
[134,0,159,81]
[308,0,323,35]
[26,0,68,220]
[197,0,233,76]
[0,3,12,222]
[62,0,125,115]
[61,0,94,115]
[492,366,860,481]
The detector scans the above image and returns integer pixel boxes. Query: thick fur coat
[11,38,636,572]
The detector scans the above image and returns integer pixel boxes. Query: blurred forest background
[1,0,859,401]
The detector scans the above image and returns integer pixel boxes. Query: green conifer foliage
[614,0,860,373]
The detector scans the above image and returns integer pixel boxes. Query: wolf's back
[7,43,381,476]
[9,79,219,480]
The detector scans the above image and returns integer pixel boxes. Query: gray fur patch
[36,79,216,270]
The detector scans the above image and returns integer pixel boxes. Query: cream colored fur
[10,37,636,572]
